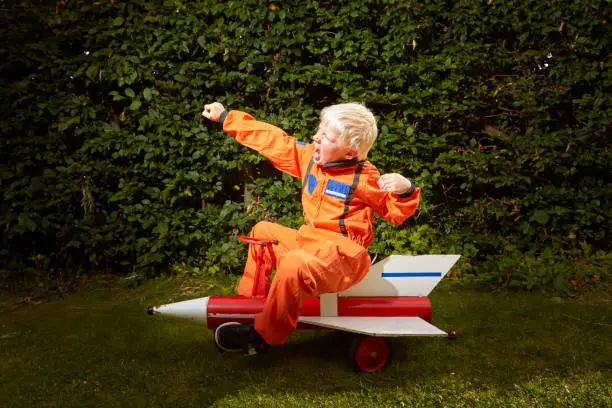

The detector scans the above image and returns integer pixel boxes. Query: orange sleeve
[222,110,312,180]
[357,166,421,225]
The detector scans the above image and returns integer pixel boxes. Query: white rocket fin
[340,255,460,297]
[298,316,447,337]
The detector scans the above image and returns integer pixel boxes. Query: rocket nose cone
[146,296,210,326]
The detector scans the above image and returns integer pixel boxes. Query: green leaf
[154,222,168,234]
[125,88,136,98]
[58,117,79,132]
[113,16,125,26]
[109,91,125,101]
[129,100,142,110]
[18,213,36,232]
[530,211,550,225]
[143,88,153,101]
[86,64,99,81]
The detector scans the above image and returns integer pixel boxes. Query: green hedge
[1,0,610,292]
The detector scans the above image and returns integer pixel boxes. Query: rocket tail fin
[340,255,460,297]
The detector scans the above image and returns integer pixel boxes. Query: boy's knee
[252,221,275,235]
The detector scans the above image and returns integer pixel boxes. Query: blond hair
[320,103,378,159]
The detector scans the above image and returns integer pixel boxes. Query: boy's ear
[345,147,359,160]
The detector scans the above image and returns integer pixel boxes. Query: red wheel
[349,335,392,372]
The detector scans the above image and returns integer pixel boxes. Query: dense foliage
[1,0,610,291]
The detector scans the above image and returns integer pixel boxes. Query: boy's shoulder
[360,160,380,177]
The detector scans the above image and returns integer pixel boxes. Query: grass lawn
[1,276,610,408]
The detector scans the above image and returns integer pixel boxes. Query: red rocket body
[149,295,432,330]
[207,296,432,329]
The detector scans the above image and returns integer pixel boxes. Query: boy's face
[312,122,357,165]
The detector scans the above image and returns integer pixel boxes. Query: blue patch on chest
[324,180,351,200]
[296,141,307,146]
[307,174,318,194]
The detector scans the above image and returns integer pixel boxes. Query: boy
[202,102,420,354]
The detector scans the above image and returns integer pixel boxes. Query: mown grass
[1,276,610,408]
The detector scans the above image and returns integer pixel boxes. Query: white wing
[298,316,448,337]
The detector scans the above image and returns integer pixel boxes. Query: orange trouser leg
[254,240,371,345]
[237,221,298,297]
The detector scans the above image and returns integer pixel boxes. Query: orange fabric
[239,222,371,345]
[224,110,421,345]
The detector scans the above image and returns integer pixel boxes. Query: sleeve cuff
[397,182,416,198]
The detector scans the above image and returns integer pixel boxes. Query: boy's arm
[359,169,420,225]
[202,102,310,180]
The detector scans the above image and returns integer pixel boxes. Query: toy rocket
[148,254,459,371]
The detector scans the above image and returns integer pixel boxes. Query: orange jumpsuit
[222,110,421,345]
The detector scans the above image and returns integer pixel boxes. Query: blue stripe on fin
[382,272,442,278]
[296,141,307,146]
